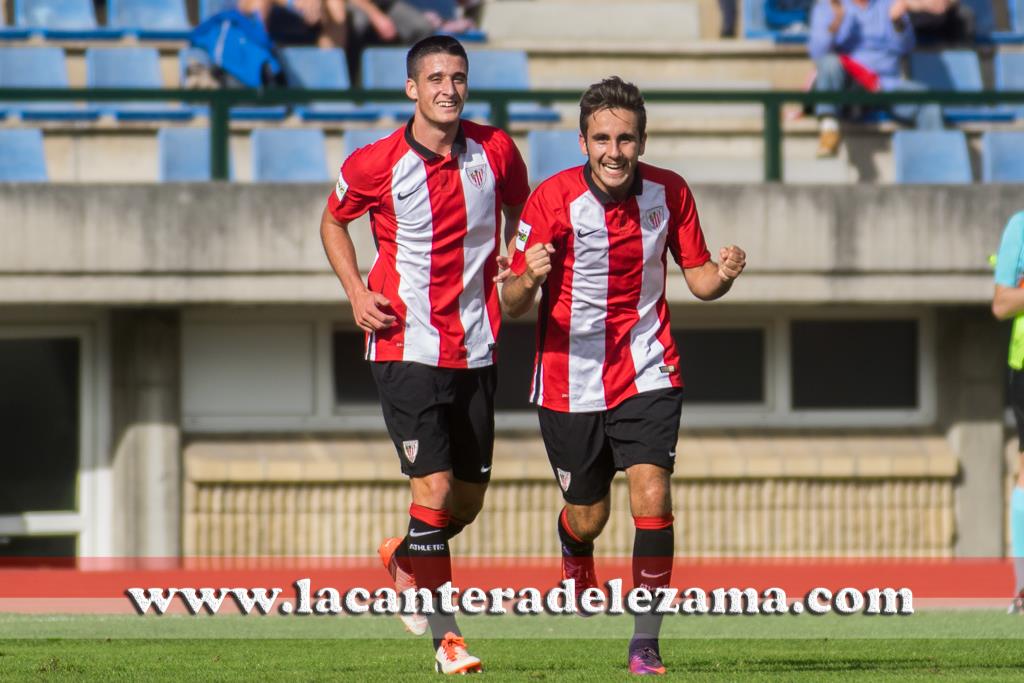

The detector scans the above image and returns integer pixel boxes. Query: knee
[567,503,610,541]
[412,473,453,510]
[631,482,672,518]
[450,498,483,525]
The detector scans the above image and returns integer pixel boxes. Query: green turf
[1,612,1024,680]
[1,638,1023,681]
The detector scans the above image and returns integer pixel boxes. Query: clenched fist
[718,245,746,282]
[523,243,556,287]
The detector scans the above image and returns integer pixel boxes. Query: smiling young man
[501,77,746,675]
[319,34,529,674]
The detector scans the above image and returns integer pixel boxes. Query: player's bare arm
[500,243,555,317]
[319,206,397,332]
[494,202,526,284]
[683,244,747,301]
[992,285,1024,320]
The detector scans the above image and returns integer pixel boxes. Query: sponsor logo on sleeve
[515,222,532,252]
[402,440,419,464]
[335,171,349,202]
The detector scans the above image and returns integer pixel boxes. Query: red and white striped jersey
[510,163,711,413]
[327,120,529,368]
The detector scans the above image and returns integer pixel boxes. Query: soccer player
[501,76,746,675]
[991,209,1024,615]
[319,35,529,673]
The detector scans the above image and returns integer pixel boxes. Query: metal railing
[1,87,1023,181]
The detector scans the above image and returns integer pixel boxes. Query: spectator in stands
[719,0,738,37]
[808,0,943,157]
[239,0,348,48]
[346,0,435,83]
[906,0,974,45]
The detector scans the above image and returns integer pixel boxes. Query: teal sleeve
[995,212,1024,288]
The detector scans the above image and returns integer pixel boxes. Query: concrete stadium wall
[0,183,1014,306]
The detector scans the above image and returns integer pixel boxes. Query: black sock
[558,508,593,556]
[405,505,460,649]
[631,519,674,647]
[446,517,468,540]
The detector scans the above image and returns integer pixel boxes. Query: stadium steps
[22,121,1012,183]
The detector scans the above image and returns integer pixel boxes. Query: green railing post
[491,96,510,131]
[763,98,782,182]
[210,93,230,181]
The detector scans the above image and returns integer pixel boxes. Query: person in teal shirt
[992,210,1024,614]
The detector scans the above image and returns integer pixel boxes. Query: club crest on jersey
[402,440,419,463]
[557,468,571,492]
[465,164,488,190]
[642,206,666,231]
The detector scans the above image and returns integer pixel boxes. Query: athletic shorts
[537,388,683,505]
[371,361,496,483]
[1011,369,1024,452]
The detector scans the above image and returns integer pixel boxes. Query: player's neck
[410,116,460,157]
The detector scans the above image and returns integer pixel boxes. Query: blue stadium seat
[527,130,583,181]
[200,0,237,19]
[251,129,329,182]
[995,51,1024,119]
[14,0,123,39]
[361,47,558,123]
[158,128,231,182]
[342,128,394,158]
[178,48,287,121]
[108,0,191,40]
[742,0,810,43]
[909,50,1014,122]
[981,131,1024,182]
[0,129,48,181]
[280,47,380,122]
[87,47,193,121]
[962,0,996,37]
[893,130,972,184]
[0,47,99,120]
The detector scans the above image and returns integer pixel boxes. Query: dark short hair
[406,35,469,79]
[579,76,647,138]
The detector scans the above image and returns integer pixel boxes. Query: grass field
[1,612,1023,680]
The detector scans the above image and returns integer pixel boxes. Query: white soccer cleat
[378,536,428,636]
[434,632,482,674]
[1008,591,1024,615]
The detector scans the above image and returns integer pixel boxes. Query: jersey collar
[583,163,644,205]
[404,118,467,161]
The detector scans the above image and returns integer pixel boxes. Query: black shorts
[1011,369,1024,452]
[537,388,683,505]
[371,361,496,483]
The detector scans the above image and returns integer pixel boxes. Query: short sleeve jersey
[510,162,711,413]
[326,119,529,368]
[996,212,1024,289]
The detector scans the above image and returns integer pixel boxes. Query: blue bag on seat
[189,9,282,88]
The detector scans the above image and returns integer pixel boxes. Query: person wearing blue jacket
[808,0,943,156]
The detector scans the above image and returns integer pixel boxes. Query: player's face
[406,53,468,128]
[580,107,646,201]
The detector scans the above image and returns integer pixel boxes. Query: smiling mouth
[436,100,460,110]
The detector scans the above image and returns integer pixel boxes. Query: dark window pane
[332,330,379,405]
[495,322,537,411]
[0,535,76,563]
[791,320,917,409]
[672,328,765,403]
[0,338,79,514]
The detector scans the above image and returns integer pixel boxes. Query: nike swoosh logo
[576,229,599,239]
[480,465,492,473]
[397,186,422,201]
[640,569,670,579]
[408,529,441,538]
